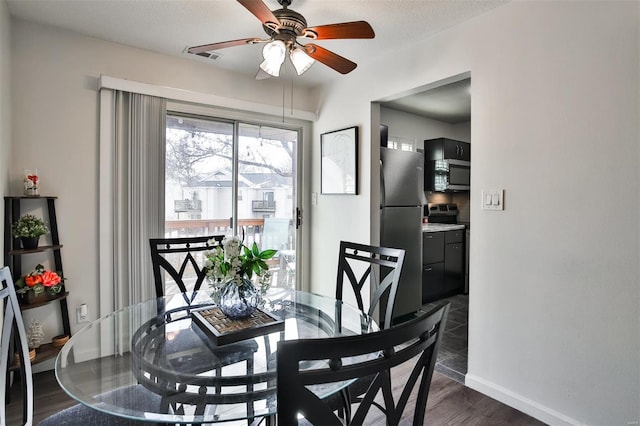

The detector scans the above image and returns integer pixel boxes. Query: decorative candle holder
[27,320,44,350]
[23,168,39,196]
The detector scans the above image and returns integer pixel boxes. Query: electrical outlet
[77,304,89,323]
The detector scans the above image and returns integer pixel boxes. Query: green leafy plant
[204,235,277,287]
[11,214,49,238]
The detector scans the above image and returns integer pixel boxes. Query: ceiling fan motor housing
[263,8,309,46]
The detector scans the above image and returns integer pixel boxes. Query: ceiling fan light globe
[260,40,286,77]
[290,47,315,75]
[260,59,282,77]
[262,40,286,63]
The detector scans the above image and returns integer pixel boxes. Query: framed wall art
[321,126,359,195]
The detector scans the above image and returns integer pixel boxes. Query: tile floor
[423,293,468,384]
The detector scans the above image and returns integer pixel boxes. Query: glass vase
[219,278,260,319]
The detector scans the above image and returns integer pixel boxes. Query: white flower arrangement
[204,235,276,291]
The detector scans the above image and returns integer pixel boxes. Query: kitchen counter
[422,223,466,233]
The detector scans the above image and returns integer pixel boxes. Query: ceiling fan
[188,0,375,77]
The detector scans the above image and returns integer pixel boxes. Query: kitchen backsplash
[452,193,470,223]
[424,192,470,223]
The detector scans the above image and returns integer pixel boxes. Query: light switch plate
[482,189,504,210]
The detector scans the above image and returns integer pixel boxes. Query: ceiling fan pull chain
[290,73,294,117]
[282,66,286,123]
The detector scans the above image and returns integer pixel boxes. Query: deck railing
[163,218,295,288]
[164,218,265,246]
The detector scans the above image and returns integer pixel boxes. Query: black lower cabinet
[444,242,464,294]
[422,262,444,303]
[422,229,465,303]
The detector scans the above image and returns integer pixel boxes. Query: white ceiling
[6,0,506,120]
[383,78,471,123]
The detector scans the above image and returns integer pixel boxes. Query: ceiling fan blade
[188,38,262,54]
[303,21,375,40]
[237,0,281,29]
[303,44,357,74]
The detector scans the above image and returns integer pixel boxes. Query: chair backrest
[276,301,449,426]
[0,266,33,426]
[335,241,405,329]
[149,235,224,298]
[261,218,291,251]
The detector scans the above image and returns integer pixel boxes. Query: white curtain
[99,89,166,314]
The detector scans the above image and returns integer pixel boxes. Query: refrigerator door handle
[379,159,386,208]
[380,207,385,243]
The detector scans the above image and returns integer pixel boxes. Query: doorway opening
[374,72,471,383]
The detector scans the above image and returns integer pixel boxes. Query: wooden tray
[192,307,284,346]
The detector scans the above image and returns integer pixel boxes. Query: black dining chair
[276,301,449,426]
[149,235,225,299]
[335,240,405,330]
[148,234,264,426]
[1,266,33,426]
[331,241,406,420]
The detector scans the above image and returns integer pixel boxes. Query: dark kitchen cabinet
[422,232,445,303]
[444,241,464,293]
[424,138,471,162]
[422,262,444,302]
[445,228,464,244]
[444,229,465,294]
[422,232,444,264]
[422,228,465,303]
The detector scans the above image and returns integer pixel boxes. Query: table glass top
[55,289,377,423]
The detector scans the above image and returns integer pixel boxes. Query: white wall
[0,0,10,258]
[450,121,471,142]
[0,0,10,344]
[8,19,317,342]
[311,1,639,424]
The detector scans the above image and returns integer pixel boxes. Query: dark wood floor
[7,368,545,425]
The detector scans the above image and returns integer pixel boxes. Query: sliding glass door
[164,113,299,294]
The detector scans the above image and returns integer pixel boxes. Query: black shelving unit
[3,195,71,367]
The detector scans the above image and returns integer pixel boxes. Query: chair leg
[338,388,352,424]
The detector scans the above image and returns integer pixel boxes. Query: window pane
[164,115,299,294]
[388,135,416,152]
[238,123,297,289]
[166,115,235,236]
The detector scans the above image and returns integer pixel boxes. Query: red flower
[24,275,42,287]
[40,271,62,287]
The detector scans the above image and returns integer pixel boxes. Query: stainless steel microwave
[425,159,470,191]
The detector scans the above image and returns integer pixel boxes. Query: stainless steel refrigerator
[380,147,425,323]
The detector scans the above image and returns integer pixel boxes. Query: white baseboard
[465,373,581,426]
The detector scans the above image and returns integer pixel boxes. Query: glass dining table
[55,288,378,424]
